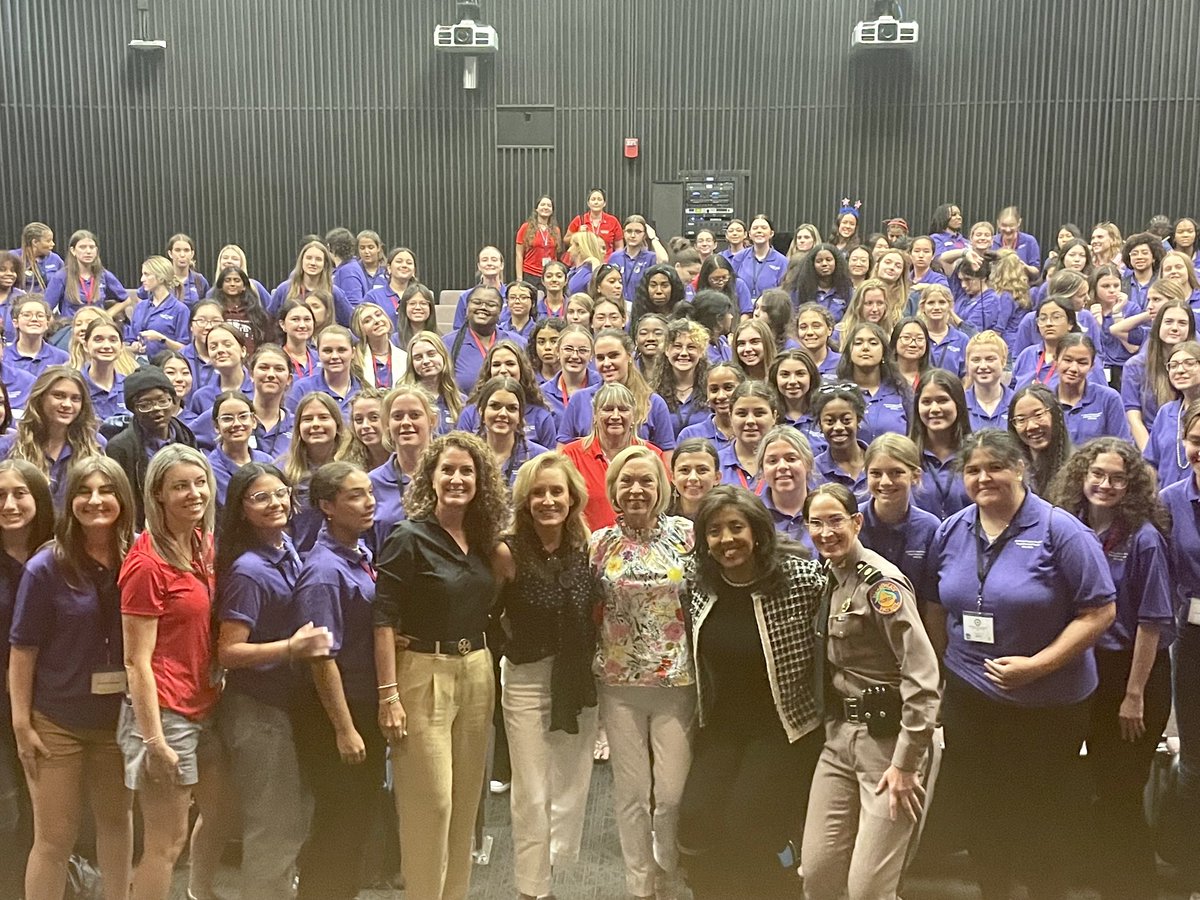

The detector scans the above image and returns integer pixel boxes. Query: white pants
[501,656,598,897]
[599,683,696,897]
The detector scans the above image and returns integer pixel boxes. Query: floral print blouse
[590,514,695,687]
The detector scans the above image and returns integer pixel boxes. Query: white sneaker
[489,779,511,794]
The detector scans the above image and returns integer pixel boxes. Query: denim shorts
[117,698,215,789]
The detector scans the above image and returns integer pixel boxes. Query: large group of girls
[0,192,1198,900]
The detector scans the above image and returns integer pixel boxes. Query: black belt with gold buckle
[406,633,488,656]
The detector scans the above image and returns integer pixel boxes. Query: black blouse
[374,518,496,640]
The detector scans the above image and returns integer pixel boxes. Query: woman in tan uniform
[800,483,941,900]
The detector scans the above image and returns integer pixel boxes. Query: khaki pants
[501,656,598,898]
[393,647,495,900]
[600,683,696,898]
[801,719,917,900]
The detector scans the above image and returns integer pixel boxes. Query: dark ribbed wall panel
[2,0,1198,291]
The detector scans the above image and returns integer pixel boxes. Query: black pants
[679,723,823,899]
[939,672,1091,900]
[1086,647,1172,899]
[291,696,386,900]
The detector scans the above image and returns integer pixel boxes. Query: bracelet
[381,693,401,705]
[142,735,163,747]
[377,682,398,691]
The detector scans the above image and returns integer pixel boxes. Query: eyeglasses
[806,514,853,533]
[406,299,431,308]
[1010,407,1051,429]
[17,311,47,321]
[217,412,256,426]
[1036,313,1068,325]
[1086,468,1127,488]
[468,300,500,311]
[897,334,926,346]
[245,486,291,506]
[134,397,174,413]
[193,317,223,327]
[1167,358,1200,373]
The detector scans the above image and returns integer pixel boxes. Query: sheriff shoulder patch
[870,580,904,615]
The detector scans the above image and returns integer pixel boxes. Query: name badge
[91,668,128,695]
[1189,597,1200,627]
[964,611,995,644]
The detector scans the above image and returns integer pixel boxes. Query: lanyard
[557,373,578,408]
[374,352,393,388]
[1034,348,1056,384]
[543,297,565,319]
[974,519,1017,611]
[358,551,377,583]
[80,275,97,305]
[926,462,957,515]
[734,467,766,495]
[289,350,312,379]
[470,330,496,358]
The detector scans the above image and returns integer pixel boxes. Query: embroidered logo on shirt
[1014,539,1043,549]
[870,580,904,615]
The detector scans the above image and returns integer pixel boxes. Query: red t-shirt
[119,530,220,720]
[566,213,623,257]
[515,223,562,277]
[562,438,666,532]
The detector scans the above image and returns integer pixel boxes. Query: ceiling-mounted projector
[434,1,498,54]
[852,1,918,48]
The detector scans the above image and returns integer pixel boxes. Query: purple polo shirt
[929,231,968,259]
[82,366,126,422]
[566,263,596,296]
[1012,308,1104,358]
[254,408,295,460]
[557,384,677,450]
[442,327,526,395]
[293,527,378,704]
[284,371,362,418]
[268,282,352,326]
[136,271,210,308]
[364,285,404,329]
[964,385,1013,432]
[0,431,105,510]
[208,445,272,506]
[288,477,324,557]
[717,443,763,493]
[333,259,369,304]
[9,546,123,730]
[0,289,25,343]
[954,289,1020,341]
[678,414,732,452]
[1120,350,1158,424]
[186,372,254,418]
[2,366,36,412]
[813,442,869,502]
[1057,381,1131,445]
[731,247,788,301]
[452,283,510,330]
[858,382,910,444]
[540,369,601,423]
[761,488,815,555]
[782,411,827,456]
[180,342,216,396]
[127,294,191,359]
[456,402,556,448]
[816,350,841,378]
[11,250,64,292]
[1096,300,1144,368]
[813,286,849,323]
[1125,273,1156,312]
[912,451,971,521]
[0,551,24,685]
[219,537,304,708]
[3,341,69,379]
[434,396,459,435]
[706,335,734,365]
[1095,521,1174,653]
[1143,399,1190,488]
[1010,345,1108,391]
[608,247,658,300]
[858,498,940,602]
[928,328,970,377]
[44,269,127,319]
[367,455,410,555]
[991,232,1042,270]
[1161,475,1200,623]
[931,493,1116,707]
[658,391,710,439]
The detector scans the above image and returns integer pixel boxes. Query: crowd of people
[0,195,1198,900]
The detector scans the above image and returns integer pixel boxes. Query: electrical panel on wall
[680,172,745,239]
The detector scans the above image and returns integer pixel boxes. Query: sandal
[594,728,610,762]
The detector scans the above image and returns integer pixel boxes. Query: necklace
[720,570,758,588]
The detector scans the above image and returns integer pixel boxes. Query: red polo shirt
[562,438,666,531]
[566,213,623,257]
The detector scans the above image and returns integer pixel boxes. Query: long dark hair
[785,242,852,305]
[215,266,277,346]
[910,368,972,455]
[629,263,684,329]
[1008,383,1072,495]
[216,463,292,576]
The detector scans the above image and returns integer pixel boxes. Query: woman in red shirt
[119,444,228,900]
[515,196,564,288]
[565,188,623,258]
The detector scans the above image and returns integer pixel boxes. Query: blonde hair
[510,453,591,553]
[213,244,249,284]
[141,255,181,294]
[12,368,102,484]
[965,329,1010,365]
[142,444,215,574]
[568,231,605,264]
[864,432,922,473]
[283,392,352,486]
[285,240,336,302]
[990,249,1032,310]
[840,278,897,342]
[380,384,437,452]
[401,330,462,420]
[69,308,138,374]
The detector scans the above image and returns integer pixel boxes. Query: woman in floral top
[590,445,695,900]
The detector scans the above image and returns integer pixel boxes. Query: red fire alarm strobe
[624,137,639,159]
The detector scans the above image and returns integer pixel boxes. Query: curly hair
[403,431,510,552]
[1008,383,1072,496]
[990,249,1033,310]
[1046,437,1170,539]
[12,367,102,484]
[651,318,711,416]
[629,263,685,328]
